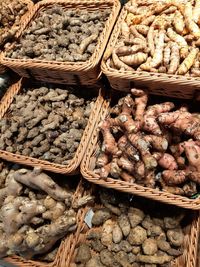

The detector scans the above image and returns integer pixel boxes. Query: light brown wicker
[4,178,87,267]
[67,200,200,267]
[101,6,200,100]
[80,97,200,210]
[0,78,104,174]
[0,0,121,85]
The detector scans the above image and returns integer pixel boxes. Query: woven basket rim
[0,78,104,174]
[80,98,200,210]
[101,4,200,88]
[67,191,200,267]
[4,178,86,267]
[1,0,121,72]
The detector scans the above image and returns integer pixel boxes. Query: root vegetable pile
[6,5,111,62]
[74,189,185,267]
[108,0,200,76]
[0,162,93,260]
[0,0,30,47]
[0,85,96,164]
[95,89,200,197]
[0,162,79,259]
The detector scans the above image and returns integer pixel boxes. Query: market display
[0,0,31,47]
[6,5,111,62]
[74,189,185,267]
[0,161,93,260]
[0,0,199,265]
[95,89,200,196]
[106,0,200,76]
[0,85,96,164]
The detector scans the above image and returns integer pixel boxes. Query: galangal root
[0,162,91,260]
[108,0,200,77]
[95,89,200,197]
[0,84,96,165]
[73,189,185,267]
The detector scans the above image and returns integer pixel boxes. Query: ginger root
[0,162,83,260]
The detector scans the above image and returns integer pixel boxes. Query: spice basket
[81,96,200,210]
[101,6,200,99]
[0,0,33,74]
[0,78,104,174]
[0,0,121,85]
[4,177,88,267]
[66,195,200,267]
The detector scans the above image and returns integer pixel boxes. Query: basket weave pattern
[1,0,120,85]
[0,78,104,174]
[80,97,200,210]
[101,6,200,99]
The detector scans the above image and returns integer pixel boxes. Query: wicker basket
[0,0,121,85]
[0,78,104,174]
[80,96,200,210]
[67,194,200,267]
[101,5,200,100]
[0,0,33,75]
[3,177,88,267]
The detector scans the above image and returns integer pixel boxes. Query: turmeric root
[121,21,130,39]
[147,26,155,57]
[173,11,185,34]
[142,15,156,26]
[184,2,200,38]
[193,0,200,23]
[177,48,199,75]
[116,44,147,56]
[168,42,180,74]
[119,52,148,67]
[163,43,171,66]
[167,28,188,58]
[112,48,134,71]
[135,25,149,35]
[150,30,165,68]
[130,25,146,41]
